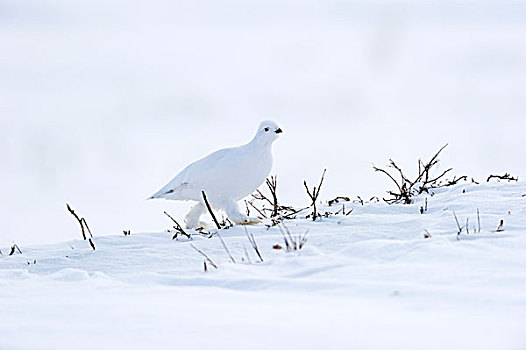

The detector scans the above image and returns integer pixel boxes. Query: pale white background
[1,0,525,245]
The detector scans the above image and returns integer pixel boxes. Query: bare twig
[495,219,504,232]
[487,173,518,182]
[202,191,221,229]
[190,244,217,269]
[9,244,22,256]
[66,204,95,250]
[266,176,279,218]
[278,224,308,251]
[246,200,268,219]
[328,196,350,207]
[244,227,263,262]
[304,169,326,221]
[243,245,252,264]
[477,208,481,233]
[66,204,87,240]
[216,231,236,263]
[164,211,191,240]
[453,211,462,234]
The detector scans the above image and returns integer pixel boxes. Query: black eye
[264,127,269,132]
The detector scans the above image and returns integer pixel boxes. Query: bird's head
[254,120,283,144]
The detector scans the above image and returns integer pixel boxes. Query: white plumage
[149,121,282,228]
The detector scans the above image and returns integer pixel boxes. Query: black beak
[275,128,283,134]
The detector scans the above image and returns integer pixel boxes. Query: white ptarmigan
[149,121,282,229]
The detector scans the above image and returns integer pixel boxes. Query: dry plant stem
[66,204,96,250]
[247,200,268,219]
[163,211,191,239]
[487,173,518,182]
[216,231,236,263]
[88,238,96,251]
[66,204,87,240]
[278,224,308,251]
[201,191,221,229]
[243,245,252,264]
[9,244,22,256]
[244,227,263,262]
[278,225,291,251]
[265,176,279,217]
[453,211,462,233]
[304,169,326,221]
[190,244,217,269]
[477,208,481,233]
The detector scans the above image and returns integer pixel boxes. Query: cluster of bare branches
[373,144,468,204]
[66,204,96,250]
[487,173,518,182]
[246,176,308,227]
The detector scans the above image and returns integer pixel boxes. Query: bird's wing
[149,147,235,199]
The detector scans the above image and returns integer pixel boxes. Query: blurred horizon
[1,0,525,245]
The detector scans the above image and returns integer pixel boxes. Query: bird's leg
[224,200,261,225]
[185,202,207,229]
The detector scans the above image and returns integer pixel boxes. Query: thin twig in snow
[202,191,221,229]
[190,244,217,269]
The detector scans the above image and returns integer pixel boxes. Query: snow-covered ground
[2,181,525,349]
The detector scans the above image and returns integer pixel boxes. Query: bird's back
[150,143,272,203]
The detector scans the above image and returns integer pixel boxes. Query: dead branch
[66,204,87,240]
[246,199,268,219]
[164,211,191,240]
[244,227,263,262]
[374,144,463,204]
[444,175,468,187]
[201,191,221,229]
[66,204,95,250]
[477,208,481,233]
[304,169,326,221]
[453,211,462,234]
[216,231,236,263]
[265,176,279,217]
[495,219,504,232]
[9,244,22,256]
[190,244,217,269]
[487,173,518,182]
[328,196,350,207]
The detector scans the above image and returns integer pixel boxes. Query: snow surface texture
[1,182,526,349]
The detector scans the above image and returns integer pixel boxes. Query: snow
[2,181,525,349]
